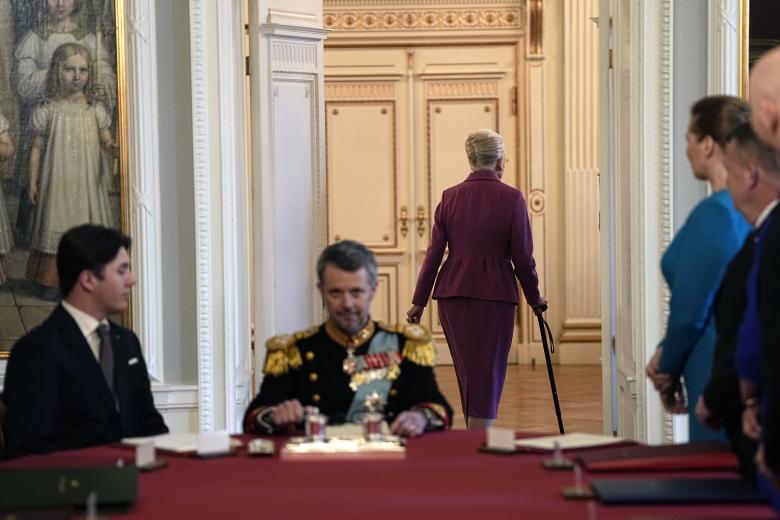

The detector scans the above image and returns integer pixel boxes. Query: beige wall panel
[372,267,398,325]
[427,99,498,208]
[326,102,397,248]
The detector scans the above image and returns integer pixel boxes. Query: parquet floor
[434,364,604,433]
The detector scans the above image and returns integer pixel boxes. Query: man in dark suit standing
[4,224,168,458]
[749,48,780,490]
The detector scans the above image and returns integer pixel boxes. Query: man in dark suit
[4,224,168,458]
[697,235,756,477]
[749,49,780,489]
[716,121,780,492]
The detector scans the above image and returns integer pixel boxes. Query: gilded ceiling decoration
[323,1,525,32]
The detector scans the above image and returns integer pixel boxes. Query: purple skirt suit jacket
[412,170,542,307]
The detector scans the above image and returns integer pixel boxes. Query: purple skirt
[437,297,516,419]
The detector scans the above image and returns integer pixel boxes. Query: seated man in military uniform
[244,240,453,437]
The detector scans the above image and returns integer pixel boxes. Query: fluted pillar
[559,0,602,362]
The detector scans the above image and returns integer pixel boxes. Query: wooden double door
[324,44,520,362]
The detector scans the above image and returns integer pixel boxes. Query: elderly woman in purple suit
[407,129,547,429]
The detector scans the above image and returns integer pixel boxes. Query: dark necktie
[97,323,114,393]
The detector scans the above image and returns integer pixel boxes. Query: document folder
[574,441,738,472]
[0,467,138,512]
[590,478,766,504]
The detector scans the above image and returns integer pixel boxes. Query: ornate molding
[189,0,214,431]
[323,8,522,31]
[267,8,319,27]
[271,40,319,73]
[623,0,673,444]
[325,81,396,99]
[373,252,407,264]
[527,0,543,58]
[627,0,646,442]
[426,79,498,98]
[527,189,545,215]
[326,0,522,5]
[218,0,252,433]
[658,0,674,445]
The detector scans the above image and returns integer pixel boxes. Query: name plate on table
[280,436,405,461]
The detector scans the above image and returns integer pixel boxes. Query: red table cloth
[1,430,776,519]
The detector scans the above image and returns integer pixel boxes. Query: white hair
[464,129,504,169]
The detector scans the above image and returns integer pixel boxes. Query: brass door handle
[416,205,426,237]
[399,206,409,237]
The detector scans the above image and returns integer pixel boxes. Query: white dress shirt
[61,300,109,361]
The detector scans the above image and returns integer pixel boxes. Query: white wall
[672,0,709,232]
[156,0,197,386]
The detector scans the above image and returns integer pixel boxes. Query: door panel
[327,101,398,248]
[414,46,518,363]
[611,0,638,440]
[373,266,399,325]
[325,45,520,364]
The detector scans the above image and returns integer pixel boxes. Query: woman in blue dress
[646,95,751,442]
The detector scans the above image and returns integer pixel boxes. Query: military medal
[343,348,358,375]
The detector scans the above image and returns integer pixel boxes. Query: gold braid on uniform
[262,325,318,376]
[399,323,437,367]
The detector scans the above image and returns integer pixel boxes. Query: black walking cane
[537,312,565,434]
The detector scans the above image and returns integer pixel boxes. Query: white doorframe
[599,0,674,443]
[189,0,253,432]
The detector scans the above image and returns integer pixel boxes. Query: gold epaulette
[400,323,437,367]
[263,333,303,376]
[293,325,320,341]
[377,321,396,333]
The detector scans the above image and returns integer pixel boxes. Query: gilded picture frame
[740,0,780,97]
[0,0,129,358]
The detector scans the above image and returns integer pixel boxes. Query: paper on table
[122,433,199,453]
[515,433,624,451]
[123,433,243,454]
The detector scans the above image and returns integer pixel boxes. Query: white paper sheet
[515,432,624,451]
[122,433,200,453]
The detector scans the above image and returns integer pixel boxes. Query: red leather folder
[574,441,739,472]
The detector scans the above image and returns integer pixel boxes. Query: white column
[708,0,741,96]
[522,0,550,363]
[190,0,253,432]
[249,3,328,393]
[124,0,164,382]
